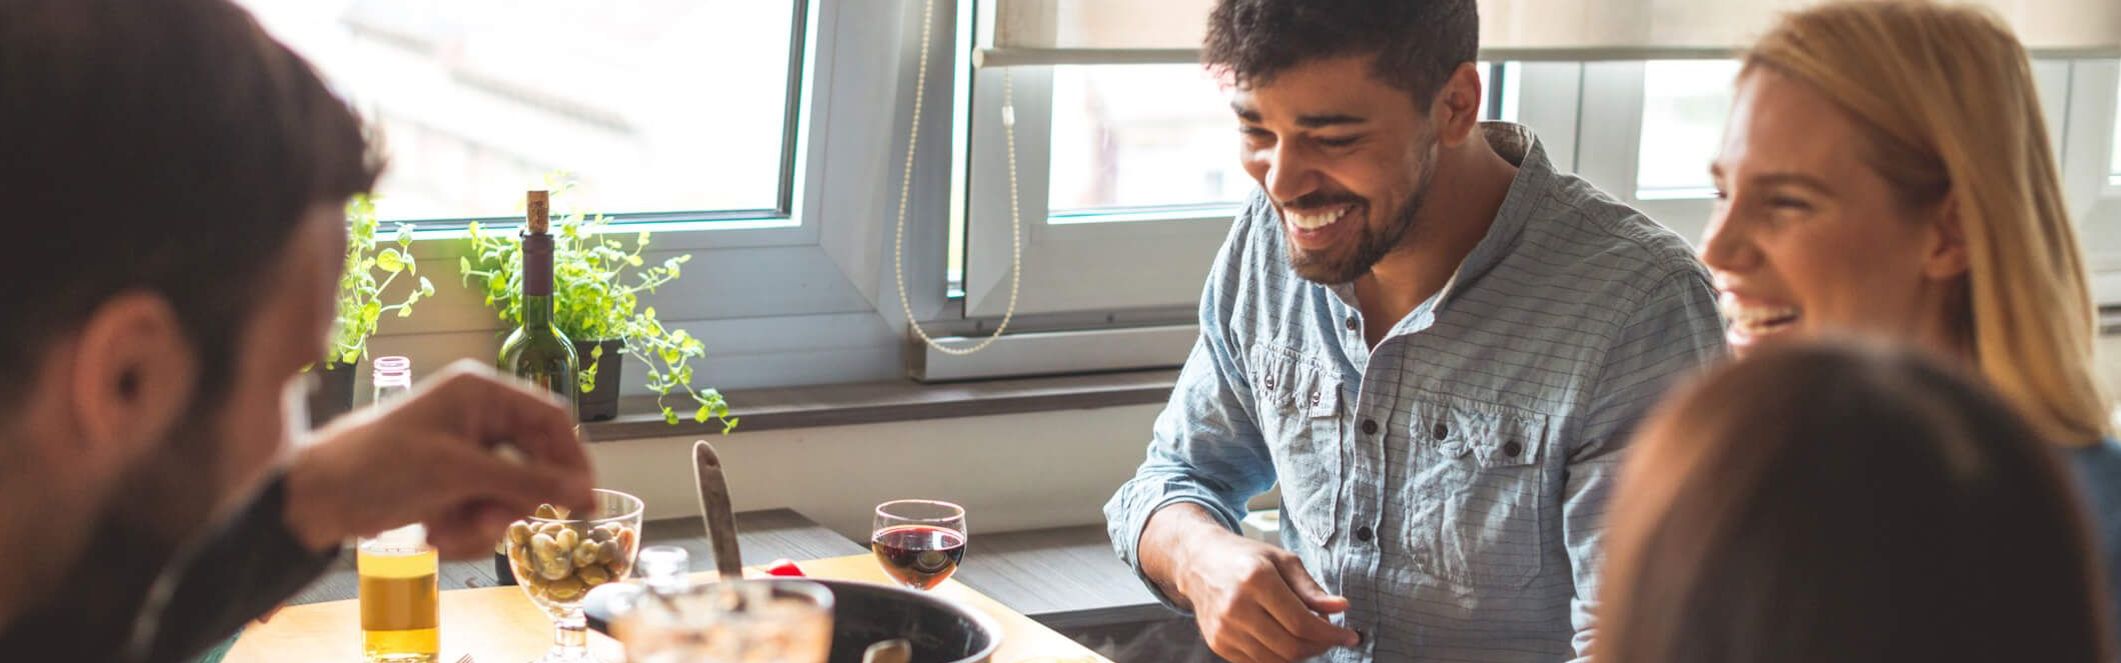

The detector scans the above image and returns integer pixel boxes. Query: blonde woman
[1699,0,2121,634]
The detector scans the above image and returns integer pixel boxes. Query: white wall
[587,403,1163,542]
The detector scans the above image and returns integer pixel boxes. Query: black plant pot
[575,339,624,422]
[308,361,359,428]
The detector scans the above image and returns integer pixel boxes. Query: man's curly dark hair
[1203,0,1479,105]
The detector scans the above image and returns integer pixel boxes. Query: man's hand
[1141,504,1359,663]
[283,360,596,558]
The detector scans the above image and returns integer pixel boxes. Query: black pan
[582,579,1004,663]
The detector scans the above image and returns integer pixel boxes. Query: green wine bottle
[495,190,579,586]
[499,189,580,416]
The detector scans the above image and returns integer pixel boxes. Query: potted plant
[458,183,736,431]
[313,195,436,425]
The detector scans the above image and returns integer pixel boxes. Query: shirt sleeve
[1104,201,1280,610]
[133,472,340,663]
[1561,268,1726,661]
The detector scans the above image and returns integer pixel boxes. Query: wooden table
[224,554,1110,662]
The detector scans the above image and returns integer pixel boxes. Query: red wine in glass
[872,500,967,590]
[872,525,966,590]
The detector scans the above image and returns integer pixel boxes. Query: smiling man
[1103,1,1726,661]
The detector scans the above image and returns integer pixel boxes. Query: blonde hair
[1743,0,2110,445]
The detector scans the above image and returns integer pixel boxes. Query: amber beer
[359,526,440,662]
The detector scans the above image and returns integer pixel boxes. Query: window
[2111,73,2120,185]
[233,0,804,223]
[1044,63,1506,220]
[1635,60,1741,199]
[1048,65,1250,218]
[955,61,1515,318]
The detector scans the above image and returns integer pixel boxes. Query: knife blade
[692,440,745,581]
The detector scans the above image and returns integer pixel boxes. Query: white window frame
[957,54,1581,316]
[960,63,1237,320]
[376,0,978,391]
[2065,60,2121,303]
[359,1,2121,391]
[1572,59,2084,252]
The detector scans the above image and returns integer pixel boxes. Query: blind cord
[894,0,1023,356]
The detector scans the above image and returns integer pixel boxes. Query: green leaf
[377,248,405,273]
[418,276,436,296]
[662,408,680,426]
[694,405,710,423]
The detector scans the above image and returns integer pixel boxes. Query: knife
[692,440,745,581]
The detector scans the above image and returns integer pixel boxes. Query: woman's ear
[67,292,197,474]
[1922,197,1971,281]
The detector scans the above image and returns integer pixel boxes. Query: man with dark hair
[1105,1,1725,661]
[0,0,594,660]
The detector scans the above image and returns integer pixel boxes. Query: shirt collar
[1442,121,1553,309]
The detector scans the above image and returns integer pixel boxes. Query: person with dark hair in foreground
[1595,341,2111,663]
[0,1,594,660]
[1103,0,1724,660]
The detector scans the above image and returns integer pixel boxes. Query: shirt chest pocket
[1402,398,1553,588]
[1249,349,1345,548]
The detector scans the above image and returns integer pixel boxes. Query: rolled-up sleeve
[1561,267,1726,660]
[1105,208,1278,609]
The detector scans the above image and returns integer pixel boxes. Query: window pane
[1637,60,1741,197]
[2111,72,2120,182]
[1046,62,1504,218]
[1048,64,1247,216]
[234,0,799,221]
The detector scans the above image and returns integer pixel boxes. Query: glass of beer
[358,524,440,662]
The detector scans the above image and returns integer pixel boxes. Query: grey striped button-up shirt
[1106,123,1726,662]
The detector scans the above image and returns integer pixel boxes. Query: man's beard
[1287,140,1439,285]
[0,408,230,661]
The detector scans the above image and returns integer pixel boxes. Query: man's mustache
[1280,193,1364,211]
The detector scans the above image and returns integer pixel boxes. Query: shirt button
[1504,440,1523,458]
[1345,316,1358,331]
[1354,525,1374,542]
[1361,419,1379,435]
[1432,423,1449,440]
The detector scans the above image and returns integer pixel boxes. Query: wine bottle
[494,189,580,585]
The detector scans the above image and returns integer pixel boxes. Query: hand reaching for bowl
[282,360,596,557]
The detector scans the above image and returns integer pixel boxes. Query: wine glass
[505,489,644,662]
[871,500,967,591]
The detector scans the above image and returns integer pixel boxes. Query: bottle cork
[526,190,551,234]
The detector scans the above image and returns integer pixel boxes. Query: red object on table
[764,558,805,577]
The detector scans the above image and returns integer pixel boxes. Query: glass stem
[553,614,588,657]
